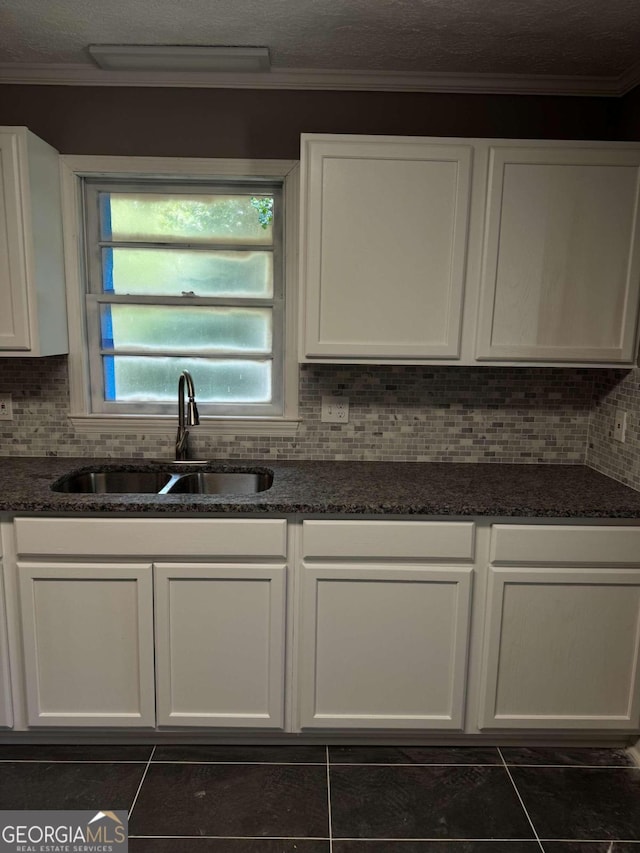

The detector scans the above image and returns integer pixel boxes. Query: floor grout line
[148,759,328,765]
[128,744,156,820]
[2,757,633,767]
[0,759,153,764]
[125,836,640,843]
[126,835,545,841]
[498,747,546,853]
[326,745,333,853]
[538,841,640,846]
[128,835,333,840]
[504,763,639,770]
[538,840,640,845]
[347,761,503,768]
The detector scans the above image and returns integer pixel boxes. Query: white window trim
[60,155,300,436]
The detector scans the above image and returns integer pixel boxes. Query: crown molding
[616,59,640,97]
[0,62,637,97]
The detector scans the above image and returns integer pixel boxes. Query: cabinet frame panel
[476,145,640,363]
[298,562,473,730]
[300,134,473,360]
[18,561,156,728]
[0,131,31,350]
[0,563,13,728]
[479,565,640,730]
[154,562,287,728]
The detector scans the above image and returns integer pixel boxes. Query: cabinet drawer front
[491,524,640,566]
[14,518,287,558]
[302,520,474,560]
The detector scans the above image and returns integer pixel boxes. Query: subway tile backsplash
[587,366,640,492]
[0,357,600,466]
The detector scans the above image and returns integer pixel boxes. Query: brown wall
[0,84,626,158]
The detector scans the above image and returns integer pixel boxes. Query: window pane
[100,305,272,353]
[102,248,273,297]
[104,356,272,402]
[102,193,273,244]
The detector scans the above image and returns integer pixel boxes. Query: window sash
[82,179,284,417]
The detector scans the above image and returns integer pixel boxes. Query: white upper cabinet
[0,127,68,356]
[476,145,640,363]
[299,134,473,360]
[299,134,640,366]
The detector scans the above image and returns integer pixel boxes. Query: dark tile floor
[0,745,638,852]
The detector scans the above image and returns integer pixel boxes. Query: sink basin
[52,470,174,494]
[51,467,273,495]
[165,471,273,495]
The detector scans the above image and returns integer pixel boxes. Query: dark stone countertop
[0,457,640,518]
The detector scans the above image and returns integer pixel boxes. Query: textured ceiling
[0,0,639,79]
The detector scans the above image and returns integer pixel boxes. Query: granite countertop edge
[1,457,640,519]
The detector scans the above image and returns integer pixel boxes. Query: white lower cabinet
[8,517,640,737]
[479,525,640,731]
[13,518,288,731]
[154,563,286,728]
[18,561,156,727]
[297,520,475,730]
[298,563,472,729]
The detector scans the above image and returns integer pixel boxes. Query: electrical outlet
[0,394,12,421]
[614,409,627,442]
[321,395,349,423]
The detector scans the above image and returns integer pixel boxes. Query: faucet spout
[175,370,200,460]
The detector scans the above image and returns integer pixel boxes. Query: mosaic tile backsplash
[0,356,601,466]
[587,366,640,492]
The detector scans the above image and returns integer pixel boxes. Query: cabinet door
[0,563,13,728]
[300,135,472,360]
[476,145,640,363]
[154,563,287,728]
[18,562,155,727]
[0,131,30,350]
[479,566,640,730]
[298,564,472,729]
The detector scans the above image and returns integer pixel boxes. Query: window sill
[69,415,301,437]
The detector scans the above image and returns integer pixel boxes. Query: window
[61,157,299,434]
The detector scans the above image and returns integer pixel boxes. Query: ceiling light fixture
[87,45,271,73]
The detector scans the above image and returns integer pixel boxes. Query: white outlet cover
[0,395,12,421]
[614,409,627,442]
[321,395,349,423]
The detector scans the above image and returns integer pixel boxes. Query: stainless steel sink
[165,471,273,495]
[51,467,273,495]
[52,470,174,494]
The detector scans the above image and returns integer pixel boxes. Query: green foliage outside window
[250,196,274,229]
